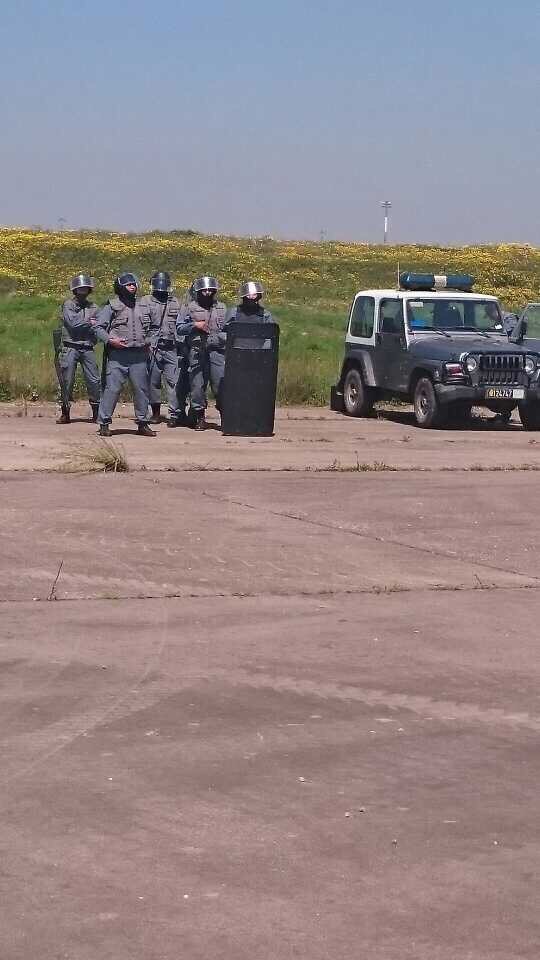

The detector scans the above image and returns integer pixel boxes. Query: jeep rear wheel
[413,377,447,428]
[343,368,374,417]
[519,400,540,430]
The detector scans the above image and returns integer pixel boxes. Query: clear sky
[1,0,539,244]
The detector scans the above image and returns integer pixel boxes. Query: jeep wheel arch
[341,355,364,382]
[409,367,436,400]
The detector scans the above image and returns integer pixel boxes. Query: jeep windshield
[406,299,502,333]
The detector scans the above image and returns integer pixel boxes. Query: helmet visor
[239,280,264,298]
[150,272,172,292]
[193,275,219,294]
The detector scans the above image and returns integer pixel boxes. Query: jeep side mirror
[509,317,527,344]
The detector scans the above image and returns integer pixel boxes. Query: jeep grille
[478,354,524,385]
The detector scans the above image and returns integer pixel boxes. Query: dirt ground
[2,403,540,959]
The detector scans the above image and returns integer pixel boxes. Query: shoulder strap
[106,299,121,333]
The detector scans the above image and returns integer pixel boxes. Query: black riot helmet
[70,273,94,293]
[114,272,139,296]
[150,271,172,293]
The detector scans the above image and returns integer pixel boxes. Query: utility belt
[62,341,95,351]
[108,343,147,353]
[188,333,223,351]
[156,339,176,350]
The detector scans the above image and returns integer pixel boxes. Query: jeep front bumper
[434,383,540,404]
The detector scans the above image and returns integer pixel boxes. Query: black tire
[413,376,447,428]
[343,368,374,417]
[518,401,540,430]
[447,401,472,425]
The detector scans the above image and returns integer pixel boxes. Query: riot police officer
[139,271,184,427]
[56,274,101,424]
[221,281,278,436]
[502,311,519,336]
[176,276,227,430]
[93,273,155,437]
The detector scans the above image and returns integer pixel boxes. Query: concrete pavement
[2,401,540,472]
[1,404,540,959]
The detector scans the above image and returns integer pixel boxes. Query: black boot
[150,403,161,424]
[91,403,99,423]
[56,405,70,425]
[98,423,111,437]
[193,411,206,431]
[138,422,157,437]
[167,410,187,428]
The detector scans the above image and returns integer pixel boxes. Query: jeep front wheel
[413,377,446,428]
[343,368,374,417]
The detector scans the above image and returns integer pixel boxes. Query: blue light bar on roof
[399,272,474,292]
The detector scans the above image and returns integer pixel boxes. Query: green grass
[1,227,540,404]
[273,305,345,404]
[2,291,540,406]
[0,296,67,400]
[0,296,346,404]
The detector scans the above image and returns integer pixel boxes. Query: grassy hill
[0,227,539,403]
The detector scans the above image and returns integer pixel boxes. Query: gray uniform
[176,299,228,412]
[175,304,191,414]
[94,297,151,425]
[139,293,182,418]
[58,298,101,405]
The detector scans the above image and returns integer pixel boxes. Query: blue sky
[1,0,539,243]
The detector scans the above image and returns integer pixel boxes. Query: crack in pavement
[1,581,540,606]
[5,463,540,475]
[201,491,540,584]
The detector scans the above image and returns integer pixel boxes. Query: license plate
[485,387,525,400]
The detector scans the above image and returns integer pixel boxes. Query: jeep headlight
[525,356,535,376]
[465,355,478,373]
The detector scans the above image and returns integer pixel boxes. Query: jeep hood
[408,332,527,362]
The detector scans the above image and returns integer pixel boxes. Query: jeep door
[374,299,408,391]
[345,295,377,386]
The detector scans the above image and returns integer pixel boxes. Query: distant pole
[381,201,392,244]
[319,228,327,243]
[57,217,66,231]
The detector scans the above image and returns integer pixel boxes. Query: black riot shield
[221,321,280,436]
